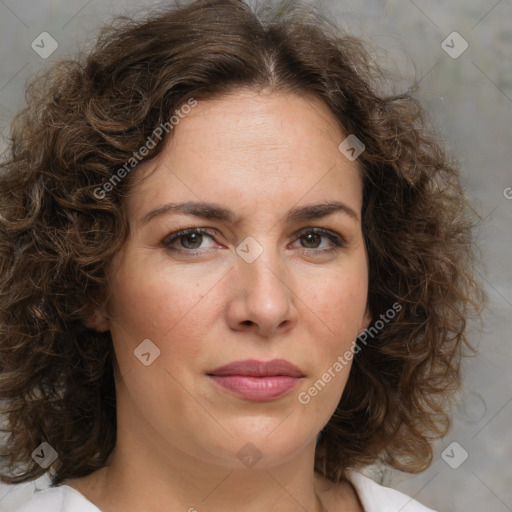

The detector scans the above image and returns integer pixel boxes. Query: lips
[207,359,304,401]
[208,359,304,378]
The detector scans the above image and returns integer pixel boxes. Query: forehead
[128,89,363,219]
[167,88,347,162]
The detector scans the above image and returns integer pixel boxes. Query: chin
[197,421,316,470]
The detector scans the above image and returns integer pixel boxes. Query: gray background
[0,0,511,511]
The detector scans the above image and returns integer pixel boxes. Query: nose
[225,243,298,338]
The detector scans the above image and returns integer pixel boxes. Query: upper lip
[208,359,304,377]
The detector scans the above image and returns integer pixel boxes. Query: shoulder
[345,470,437,512]
[12,485,101,512]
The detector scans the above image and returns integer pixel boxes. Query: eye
[162,227,218,253]
[292,227,345,254]
[161,226,346,256]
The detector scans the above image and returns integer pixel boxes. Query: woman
[0,0,485,511]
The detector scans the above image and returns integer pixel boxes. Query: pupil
[303,233,320,248]
[183,233,201,249]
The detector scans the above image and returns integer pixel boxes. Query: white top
[13,470,436,512]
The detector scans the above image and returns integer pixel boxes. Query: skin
[67,88,370,512]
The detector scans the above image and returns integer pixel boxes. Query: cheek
[306,265,368,342]
[107,262,213,398]
[108,257,212,339]
[107,255,227,384]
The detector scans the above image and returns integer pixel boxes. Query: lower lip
[209,375,301,401]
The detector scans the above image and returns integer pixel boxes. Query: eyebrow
[140,200,360,225]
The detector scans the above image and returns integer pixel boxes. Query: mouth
[207,359,304,401]
[208,359,304,378]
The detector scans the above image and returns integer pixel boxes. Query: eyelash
[162,226,346,256]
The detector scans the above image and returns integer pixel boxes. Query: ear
[83,309,110,332]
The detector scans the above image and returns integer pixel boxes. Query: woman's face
[105,88,370,469]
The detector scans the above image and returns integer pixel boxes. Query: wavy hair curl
[0,0,485,486]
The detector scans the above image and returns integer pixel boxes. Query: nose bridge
[230,232,296,334]
[238,234,287,295]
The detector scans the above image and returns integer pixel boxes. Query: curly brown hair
[0,0,485,487]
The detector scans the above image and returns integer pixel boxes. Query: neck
[87,449,328,512]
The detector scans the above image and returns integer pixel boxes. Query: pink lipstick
[207,359,304,401]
